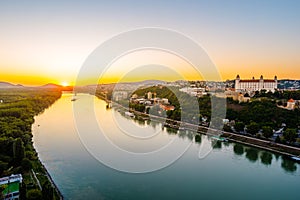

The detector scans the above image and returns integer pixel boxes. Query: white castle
[235,75,278,93]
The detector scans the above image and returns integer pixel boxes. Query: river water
[32,93,300,200]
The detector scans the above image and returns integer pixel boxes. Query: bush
[27,189,42,200]
[21,158,32,171]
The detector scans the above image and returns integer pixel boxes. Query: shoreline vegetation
[0,88,63,200]
[111,100,300,158]
[94,85,300,161]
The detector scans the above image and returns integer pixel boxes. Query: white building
[179,87,206,97]
[286,98,296,110]
[147,91,152,99]
[0,174,22,200]
[235,75,277,93]
[161,98,169,104]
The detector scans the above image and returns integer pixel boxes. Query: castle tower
[259,75,264,90]
[235,74,240,91]
[274,75,278,90]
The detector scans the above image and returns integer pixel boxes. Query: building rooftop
[2,182,19,194]
[239,79,275,83]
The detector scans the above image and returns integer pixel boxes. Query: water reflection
[133,118,146,126]
[245,148,259,162]
[128,114,299,174]
[179,130,194,141]
[195,135,201,143]
[187,131,194,141]
[165,127,178,135]
[281,157,297,173]
[260,152,273,166]
[33,94,300,199]
[212,140,222,149]
[233,144,244,156]
[232,143,299,172]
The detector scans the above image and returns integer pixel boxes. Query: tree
[0,185,5,199]
[275,136,281,143]
[260,89,267,96]
[262,126,273,138]
[27,189,42,200]
[247,122,260,135]
[20,182,27,200]
[21,158,32,171]
[244,93,250,97]
[234,122,245,132]
[254,91,260,97]
[13,138,25,165]
[42,182,54,200]
[0,161,7,176]
[283,128,297,144]
[223,124,232,132]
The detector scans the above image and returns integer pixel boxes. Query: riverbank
[222,132,300,157]
[107,99,300,160]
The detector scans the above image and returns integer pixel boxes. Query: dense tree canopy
[283,128,297,144]
[0,88,61,199]
[262,126,273,138]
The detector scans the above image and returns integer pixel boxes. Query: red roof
[160,104,175,111]
[288,98,295,103]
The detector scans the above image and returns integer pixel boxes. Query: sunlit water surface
[33,93,300,200]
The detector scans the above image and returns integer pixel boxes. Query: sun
[61,81,69,87]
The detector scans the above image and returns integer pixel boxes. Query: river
[32,93,300,200]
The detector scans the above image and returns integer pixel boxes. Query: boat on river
[211,136,228,142]
[291,156,300,163]
[125,111,135,118]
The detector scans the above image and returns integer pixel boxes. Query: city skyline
[1,0,300,86]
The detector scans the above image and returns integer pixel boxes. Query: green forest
[0,88,62,200]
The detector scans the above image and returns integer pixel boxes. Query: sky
[0,0,299,86]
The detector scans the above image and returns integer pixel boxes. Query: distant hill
[40,83,63,88]
[136,80,166,86]
[0,81,24,88]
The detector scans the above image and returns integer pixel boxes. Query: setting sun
[61,81,69,87]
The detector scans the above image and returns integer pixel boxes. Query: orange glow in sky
[0,1,299,86]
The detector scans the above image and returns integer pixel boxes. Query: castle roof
[239,79,275,83]
[264,79,276,83]
[240,80,259,83]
